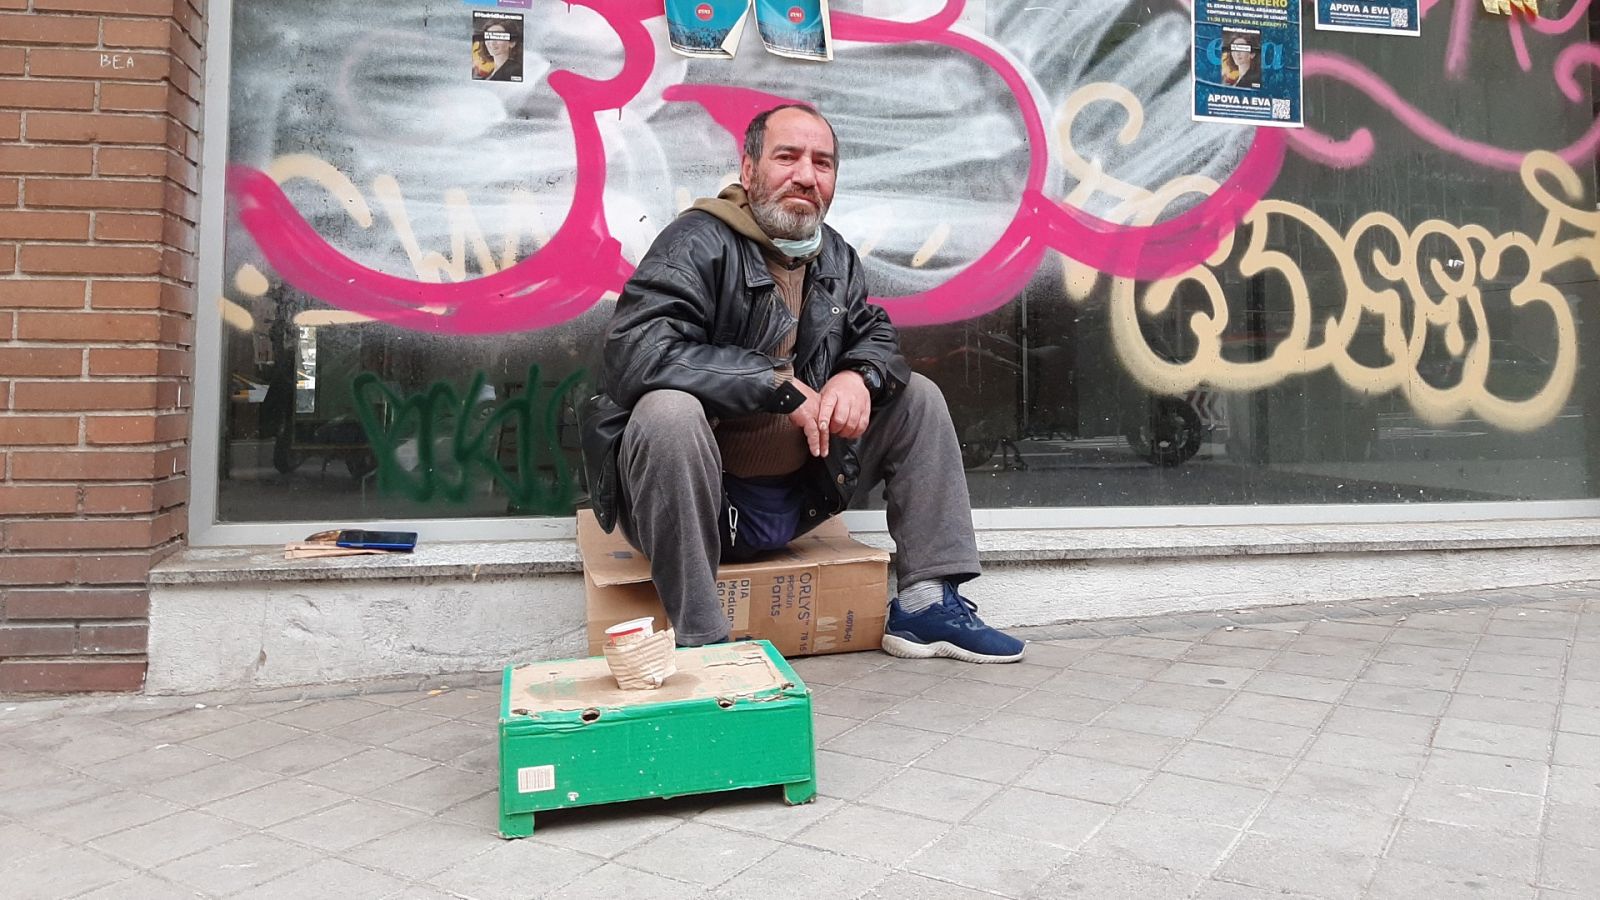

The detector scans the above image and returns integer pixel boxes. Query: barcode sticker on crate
[517,765,555,793]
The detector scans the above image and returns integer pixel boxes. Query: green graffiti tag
[352,365,586,514]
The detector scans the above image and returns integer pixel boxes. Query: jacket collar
[732,224,846,290]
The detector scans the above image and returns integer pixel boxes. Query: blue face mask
[771,230,822,259]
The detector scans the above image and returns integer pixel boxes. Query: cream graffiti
[1106,152,1593,432]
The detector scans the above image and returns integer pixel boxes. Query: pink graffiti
[1508,13,1533,73]
[231,0,1600,333]
[230,0,1287,330]
[1288,45,1600,172]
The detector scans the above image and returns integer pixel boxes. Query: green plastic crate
[498,640,816,838]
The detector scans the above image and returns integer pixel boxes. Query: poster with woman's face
[1220,29,1260,90]
[472,10,524,82]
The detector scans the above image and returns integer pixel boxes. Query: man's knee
[895,373,953,425]
[622,390,714,461]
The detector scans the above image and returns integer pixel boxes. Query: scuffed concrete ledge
[150,518,1600,584]
[146,519,1600,695]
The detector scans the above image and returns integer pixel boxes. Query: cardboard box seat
[577,510,889,658]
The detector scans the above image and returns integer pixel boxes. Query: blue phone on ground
[335,529,418,552]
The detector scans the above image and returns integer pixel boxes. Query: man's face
[741,108,837,241]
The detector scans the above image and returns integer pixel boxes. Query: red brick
[81,483,153,513]
[28,49,171,81]
[0,554,76,585]
[24,178,164,210]
[0,415,78,445]
[0,280,84,309]
[34,0,175,14]
[0,14,100,45]
[94,212,163,242]
[4,588,148,619]
[0,111,17,141]
[4,518,155,551]
[0,48,23,76]
[0,146,93,176]
[0,211,91,240]
[152,474,185,509]
[75,550,163,585]
[0,659,146,694]
[27,112,169,145]
[102,17,170,47]
[20,245,163,276]
[96,147,168,177]
[0,485,78,515]
[98,82,167,113]
[0,177,16,206]
[78,623,147,654]
[0,79,94,111]
[0,625,78,657]
[10,448,172,479]
[86,412,185,444]
[89,281,159,309]
[87,347,154,374]
[11,381,160,411]
[16,311,160,341]
[0,347,82,376]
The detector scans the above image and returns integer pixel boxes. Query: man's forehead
[765,110,835,154]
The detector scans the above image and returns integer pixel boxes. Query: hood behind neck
[689,184,820,268]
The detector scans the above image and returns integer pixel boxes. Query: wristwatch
[848,363,883,398]
[766,379,807,414]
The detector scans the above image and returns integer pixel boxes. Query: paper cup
[605,617,655,645]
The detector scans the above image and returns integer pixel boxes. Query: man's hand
[817,370,871,457]
[786,380,825,457]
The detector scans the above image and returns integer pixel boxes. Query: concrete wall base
[147,543,1597,695]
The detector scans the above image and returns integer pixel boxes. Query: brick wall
[0,0,202,693]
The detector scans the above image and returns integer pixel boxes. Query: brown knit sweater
[690,185,817,478]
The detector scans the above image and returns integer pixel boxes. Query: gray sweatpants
[615,373,981,646]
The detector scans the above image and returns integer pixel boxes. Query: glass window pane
[215,0,1600,524]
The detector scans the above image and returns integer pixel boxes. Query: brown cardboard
[510,641,789,714]
[577,509,889,658]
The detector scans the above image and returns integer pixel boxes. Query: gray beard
[749,189,827,241]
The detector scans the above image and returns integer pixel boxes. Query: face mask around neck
[771,229,822,259]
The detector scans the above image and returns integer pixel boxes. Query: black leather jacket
[580,210,911,534]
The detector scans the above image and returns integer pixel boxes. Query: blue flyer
[664,0,751,59]
[1192,0,1303,128]
[1314,0,1419,36]
[753,0,832,61]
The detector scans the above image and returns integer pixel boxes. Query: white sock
[897,579,945,615]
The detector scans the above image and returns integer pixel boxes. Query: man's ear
[738,155,753,190]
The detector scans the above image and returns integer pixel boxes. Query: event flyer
[754,0,832,61]
[1192,0,1303,127]
[665,0,832,60]
[665,0,750,58]
[1315,0,1419,35]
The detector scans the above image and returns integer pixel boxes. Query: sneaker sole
[880,633,1026,664]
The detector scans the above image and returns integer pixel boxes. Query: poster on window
[665,0,750,58]
[461,0,532,8]
[754,0,832,61]
[664,0,831,60]
[472,11,524,82]
[1192,0,1302,127]
[1314,0,1418,35]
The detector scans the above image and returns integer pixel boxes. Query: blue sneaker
[881,583,1026,664]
